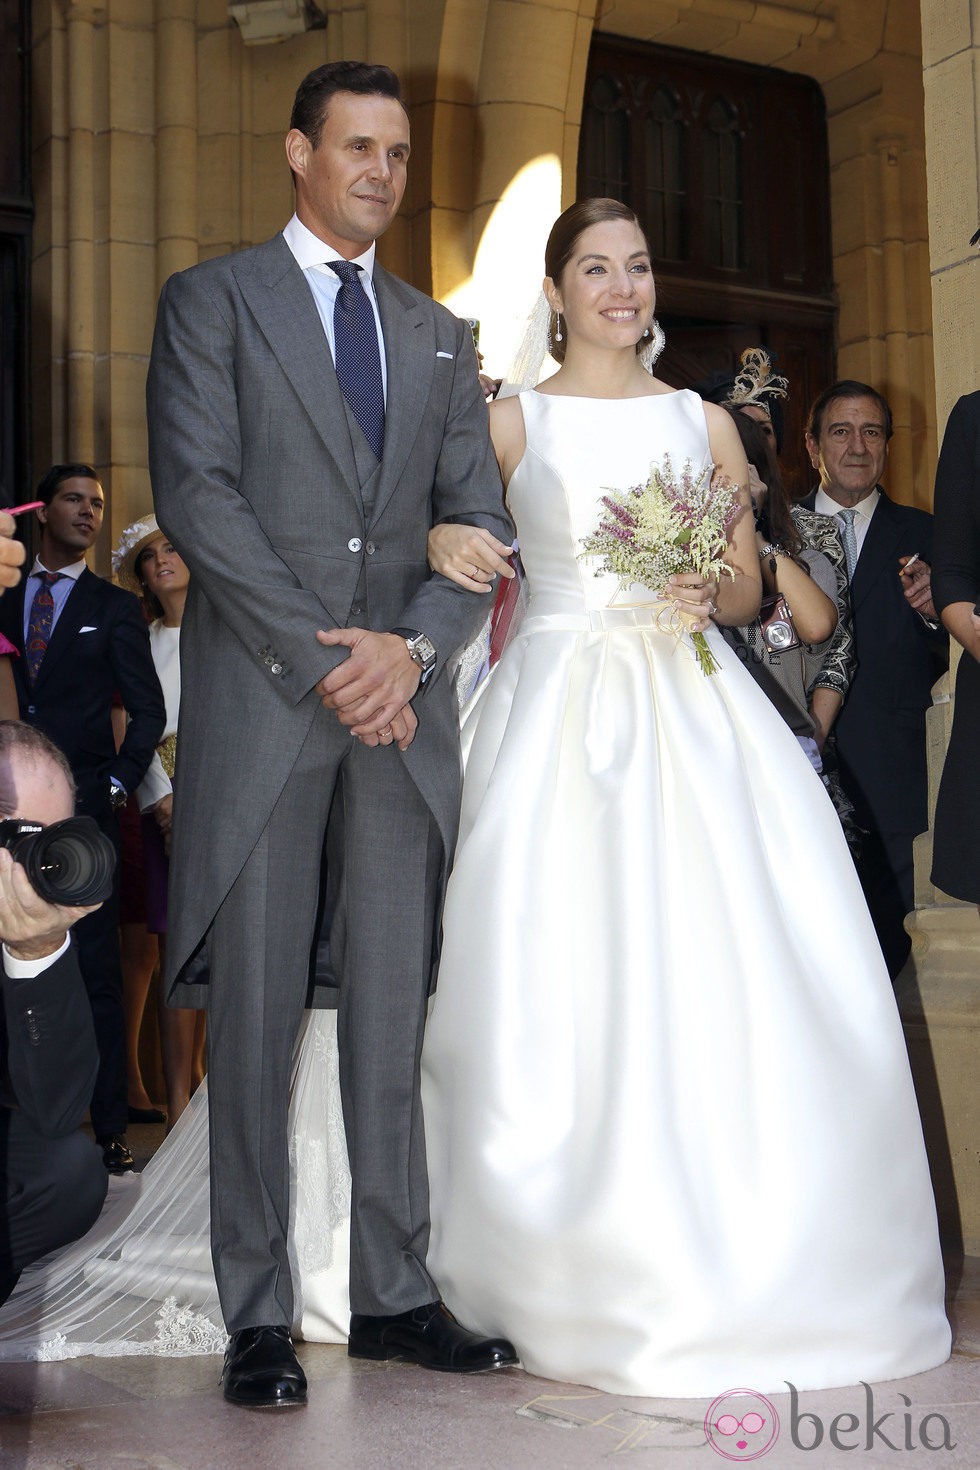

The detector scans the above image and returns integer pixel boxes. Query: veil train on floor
[0,1012,350,1359]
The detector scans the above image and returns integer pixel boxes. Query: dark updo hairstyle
[720,403,804,562]
[544,198,652,365]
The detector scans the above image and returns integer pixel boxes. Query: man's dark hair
[290,61,403,150]
[806,380,894,443]
[35,463,100,508]
[0,721,76,814]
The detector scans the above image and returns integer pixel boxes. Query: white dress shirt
[3,933,71,978]
[814,486,880,569]
[282,214,388,402]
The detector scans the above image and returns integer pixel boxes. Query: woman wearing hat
[114,515,203,1130]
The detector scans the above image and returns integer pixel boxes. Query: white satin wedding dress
[420,388,950,1396]
[0,389,949,1400]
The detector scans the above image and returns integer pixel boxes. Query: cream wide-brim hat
[112,514,163,594]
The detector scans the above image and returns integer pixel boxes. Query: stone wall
[29,0,945,552]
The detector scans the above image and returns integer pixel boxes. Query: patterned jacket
[792,505,854,701]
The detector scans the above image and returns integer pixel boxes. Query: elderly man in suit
[147,61,516,1409]
[0,722,108,1305]
[801,381,947,978]
[0,465,165,1172]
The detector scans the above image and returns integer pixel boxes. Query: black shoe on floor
[96,1134,134,1173]
[127,1104,166,1125]
[348,1301,518,1373]
[222,1325,308,1409]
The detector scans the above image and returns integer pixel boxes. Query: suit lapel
[371,267,431,528]
[851,491,902,613]
[802,488,901,613]
[33,569,100,690]
[234,237,361,499]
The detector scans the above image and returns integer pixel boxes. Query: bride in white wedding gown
[420,199,949,1397]
[0,200,950,1398]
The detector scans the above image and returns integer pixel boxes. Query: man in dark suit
[0,721,108,1305]
[0,465,165,1171]
[802,381,947,977]
[147,62,516,1408]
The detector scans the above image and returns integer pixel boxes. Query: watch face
[409,634,436,670]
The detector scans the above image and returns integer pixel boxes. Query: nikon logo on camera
[0,817,116,906]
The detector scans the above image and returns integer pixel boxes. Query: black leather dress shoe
[96,1134,134,1174]
[348,1301,518,1373]
[221,1325,307,1409]
[127,1104,166,1125]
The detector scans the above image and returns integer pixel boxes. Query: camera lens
[764,619,795,652]
[19,818,116,906]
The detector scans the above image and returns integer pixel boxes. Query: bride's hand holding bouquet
[579,453,753,674]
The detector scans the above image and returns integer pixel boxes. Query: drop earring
[554,311,563,343]
[639,318,666,371]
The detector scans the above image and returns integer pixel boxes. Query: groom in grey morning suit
[146,62,515,1408]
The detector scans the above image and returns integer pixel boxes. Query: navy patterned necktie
[26,571,64,683]
[330,260,385,460]
[838,507,858,581]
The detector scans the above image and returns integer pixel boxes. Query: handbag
[758,592,799,652]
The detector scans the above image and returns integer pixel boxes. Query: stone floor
[0,1250,976,1469]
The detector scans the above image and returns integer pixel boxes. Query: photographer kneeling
[0,722,111,1304]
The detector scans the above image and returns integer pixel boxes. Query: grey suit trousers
[206,704,442,1330]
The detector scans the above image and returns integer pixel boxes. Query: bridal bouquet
[579,453,742,674]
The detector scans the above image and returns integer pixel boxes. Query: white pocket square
[79,626,97,633]
[436,350,454,360]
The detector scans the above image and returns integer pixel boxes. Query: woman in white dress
[419,197,950,1397]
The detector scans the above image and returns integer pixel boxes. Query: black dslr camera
[0,817,116,905]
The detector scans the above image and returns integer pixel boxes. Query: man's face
[37,477,104,562]
[285,90,410,258]
[0,750,73,828]
[805,394,889,507]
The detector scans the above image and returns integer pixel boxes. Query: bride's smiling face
[546,218,655,353]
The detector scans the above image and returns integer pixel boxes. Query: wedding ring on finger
[707,599,718,615]
[379,725,393,739]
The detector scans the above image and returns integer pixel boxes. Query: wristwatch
[108,777,128,812]
[391,627,437,685]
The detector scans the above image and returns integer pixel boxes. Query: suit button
[365,541,376,555]
[271,662,283,675]
[27,705,35,715]
[348,537,362,553]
